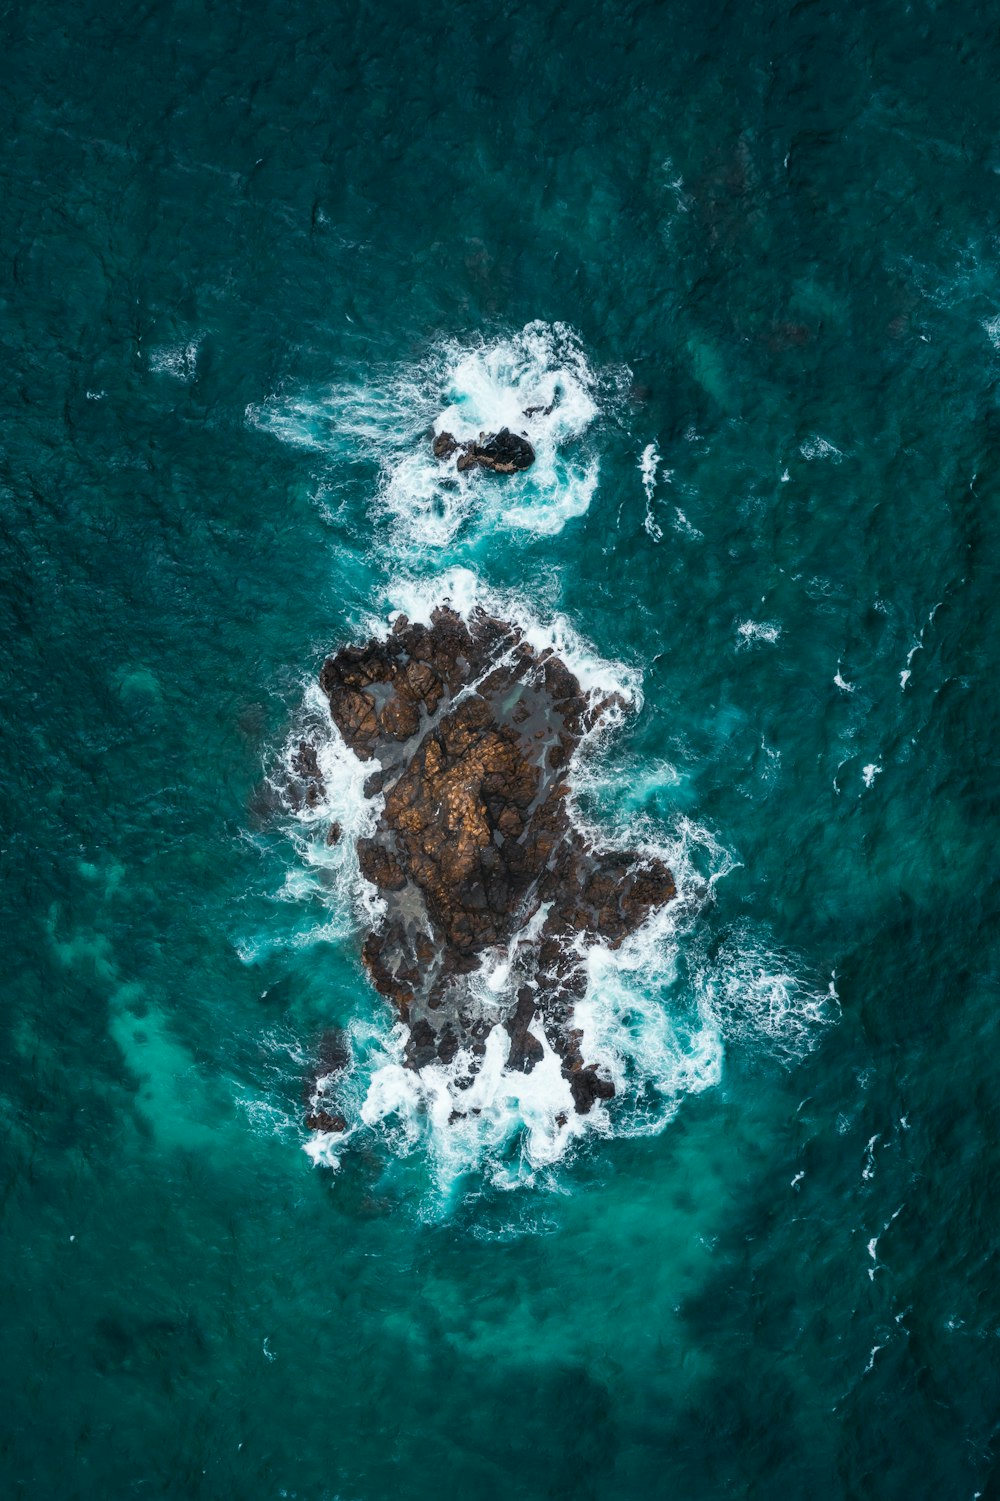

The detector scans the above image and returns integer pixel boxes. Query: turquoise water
[3,0,1000,1495]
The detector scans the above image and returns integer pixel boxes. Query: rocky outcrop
[304,1109,347,1133]
[433,427,535,474]
[287,739,324,810]
[303,1029,351,1134]
[316,606,675,1116]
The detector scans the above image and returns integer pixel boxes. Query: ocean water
[3,0,1000,1496]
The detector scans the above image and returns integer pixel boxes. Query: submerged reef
[310,606,675,1118]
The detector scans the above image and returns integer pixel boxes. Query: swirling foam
[247,321,626,550]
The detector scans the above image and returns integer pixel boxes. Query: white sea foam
[249,322,624,550]
[867,1234,880,1279]
[862,762,882,788]
[898,599,942,691]
[983,313,1000,351]
[660,156,689,206]
[574,902,724,1134]
[867,1202,904,1280]
[691,920,837,1064]
[757,735,781,788]
[799,435,844,462]
[360,1024,583,1186]
[149,340,200,381]
[240,682,386,966]
[639,443,663,541]
[672,506,703,541]
[737,619,782,647]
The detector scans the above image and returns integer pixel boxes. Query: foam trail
[639,443,663,540]
[241,683,385,964]
[899,599,942,690]
[673,507,703,540]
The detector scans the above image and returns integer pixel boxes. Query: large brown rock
[318,606,675,1114]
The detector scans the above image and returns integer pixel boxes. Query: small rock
[292,740,321,779]
[569,1065,615,1115]
[474,428,535,473]
[437,427,535,475]
[286,738,325,810]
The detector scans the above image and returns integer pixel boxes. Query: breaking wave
[247,321,628,550]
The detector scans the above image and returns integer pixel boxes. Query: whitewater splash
[248,321,627,549]
[255,570,835,1198]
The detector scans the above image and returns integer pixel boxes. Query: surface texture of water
[3,0,1000,1496]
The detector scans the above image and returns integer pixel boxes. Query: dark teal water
[3,1,1000,1496]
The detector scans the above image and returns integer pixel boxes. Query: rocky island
[308,605,675,1124]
